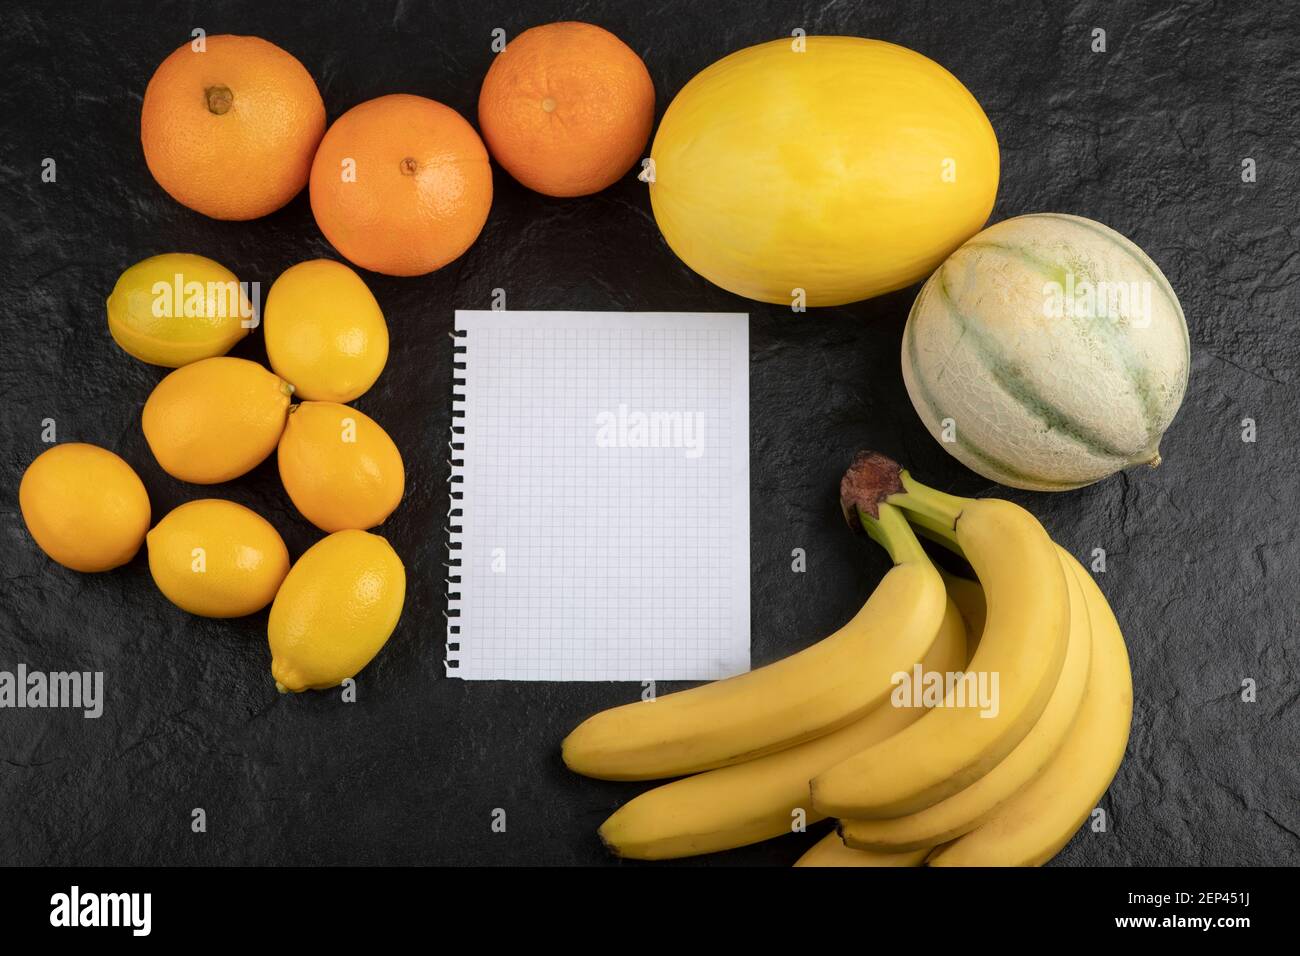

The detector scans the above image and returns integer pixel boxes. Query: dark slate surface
[2,0,1297,866]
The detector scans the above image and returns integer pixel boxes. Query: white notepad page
[447,311,750,681]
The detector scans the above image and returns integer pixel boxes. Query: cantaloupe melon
[901,213,1189,491]
[649,36,1000,307]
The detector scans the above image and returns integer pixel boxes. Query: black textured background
[2,0,1297,867]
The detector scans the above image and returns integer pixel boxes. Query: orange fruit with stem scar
[140,34,325,220]
[477,21,655,197]
[309,94,493,277]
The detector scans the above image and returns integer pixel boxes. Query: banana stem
[887,471,968,533]
[858,502,928,566]
[905,508,963,557]
[838,452,966,564]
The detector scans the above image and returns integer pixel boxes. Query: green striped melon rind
[902,279,1096,491]
[901,213,1190,492]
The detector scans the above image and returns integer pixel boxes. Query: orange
[477,22,654,197]
[309,94,493,277]
[141,34,325,220]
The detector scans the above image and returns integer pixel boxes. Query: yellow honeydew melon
[649,36,999,307]
[901,213,1189,491]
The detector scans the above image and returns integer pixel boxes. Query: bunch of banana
[562,497,949,780]
[563,451,1133,867]
[596,598,967,858]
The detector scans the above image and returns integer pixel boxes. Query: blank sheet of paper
[446,311,750,681]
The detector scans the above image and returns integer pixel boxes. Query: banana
[840,549,1092,852]
[810,459,1070,818]
[563,500,947,780]
[927,550,1133,867]
[598,599,966,859]
[794,830,929,867]
[937,565,984,662]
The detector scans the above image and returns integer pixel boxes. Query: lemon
[142,356,293,484]
[268,529,406,692]
[107,253,252,367]
[277,401,405,532]
[147,499,290,617]
[19,443,151,572]
[264,259,389,402]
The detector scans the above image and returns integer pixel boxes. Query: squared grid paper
[447,310,750,681]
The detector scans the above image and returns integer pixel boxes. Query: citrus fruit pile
[29,249,408,694]
[20,22,653,694]
[137,25,654,275]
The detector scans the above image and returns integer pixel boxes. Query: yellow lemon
[264,259,388,402]
[277,401,404,532]
[142,357,293,484]
[19,443,151,572]
[107,253,252,367]
[268,529,406,692]
[147,499,290,617]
